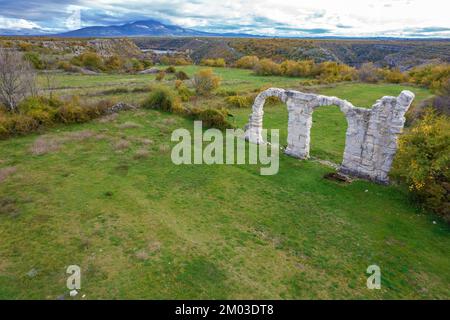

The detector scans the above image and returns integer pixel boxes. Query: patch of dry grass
[29,136,61,156]
[133,149,150,160]
[97,113,119,123]
[117,121,142,129]
[29,130,100,156]
[134,250,149,261]
[158,144,170,153]
[134,138,153,145]
[0,166,17,183]
[148,241,161,254]
[65,130,96,141]
[134,242,161,261]
[161,118,177,126]
[114,139,131,151]
[94,133,109,140]
[0,196,20,217]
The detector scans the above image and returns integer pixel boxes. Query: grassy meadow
[1,66,448,299]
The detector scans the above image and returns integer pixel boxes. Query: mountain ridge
[55,19,259,38]
[1,19,449,39]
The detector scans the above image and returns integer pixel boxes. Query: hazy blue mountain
[54,19,258,38]
[0,28,51,36]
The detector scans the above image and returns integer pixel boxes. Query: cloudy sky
[0,0,449,37]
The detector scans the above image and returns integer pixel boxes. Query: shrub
[194,108,232,130]
[408,64,450,92]
[176,83,194,102]
[0,114,39,137]
[393,109,450,222]
[235,56,259,69]
[56,96,111,124]
[18,96,62,125]
[175,70,189,80]
[159,56,170,65]
[130,58,144,72]
[411,79,450,123]
[17,42,32,52]
[192,68,221,96]
[142,59,153,68]
[430,94,450,117]
[104,55,124,71]
[56,103,91,123]
[174,80,183,89]
[431,79,450,116]
[382,68,408,84]
[141,86,183,113]
[24,52,45,70]
[214,58,226,67]
[76,52,104,71]
[58,61,77,72]
[92,99,116,114]
[295,60,315,77]
[0,96,114,138]
[254,58,282,76]
[201,58,226,67]
[173,57,191,66]
[200,59,213,66]
[165,66,176,73]
[358,63,382,83]
[156,71,166,81]
[315,61,357,82]
[280,60,314,77]
[225,95,253,108]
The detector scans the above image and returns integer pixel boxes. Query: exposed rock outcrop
[105,102,137,114]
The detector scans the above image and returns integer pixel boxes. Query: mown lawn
[1,69,448,299]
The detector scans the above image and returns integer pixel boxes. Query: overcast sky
[0,0,449,37]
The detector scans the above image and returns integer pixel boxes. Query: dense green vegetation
[393,110,450,222]
[1,65,448,299]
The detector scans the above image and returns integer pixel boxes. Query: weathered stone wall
[244,88,415,184]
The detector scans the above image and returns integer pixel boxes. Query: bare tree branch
[0,48,37,112]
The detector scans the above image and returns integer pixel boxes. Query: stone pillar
[285,99,313,159]
[341,90,415,184]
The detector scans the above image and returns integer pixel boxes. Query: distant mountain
[0,27,51,36]
[54,19,258,38]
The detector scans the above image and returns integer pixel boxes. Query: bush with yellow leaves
[235,56,259,69]
[192,68,221,96]
[392,109,450,222]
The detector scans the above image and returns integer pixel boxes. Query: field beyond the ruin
[0,66,449,299]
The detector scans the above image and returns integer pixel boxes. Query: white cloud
[2,0,450,37]
[0,15,41,30]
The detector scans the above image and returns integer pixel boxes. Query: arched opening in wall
[309,105,348,164]
[261,97,289,146]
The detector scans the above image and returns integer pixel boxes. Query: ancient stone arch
[244,88,415,184]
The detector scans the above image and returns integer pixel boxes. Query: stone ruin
[244,88,415,184]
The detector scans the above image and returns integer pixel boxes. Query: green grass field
[1,68,448,299]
